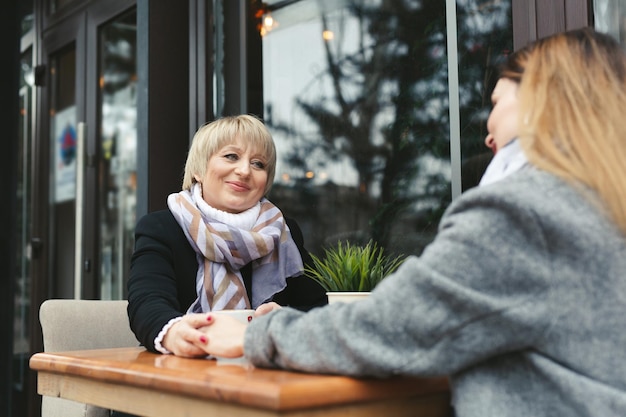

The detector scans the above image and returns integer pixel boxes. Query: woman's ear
[193,174,202,183]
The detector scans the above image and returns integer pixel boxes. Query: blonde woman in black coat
[127,114,326,358]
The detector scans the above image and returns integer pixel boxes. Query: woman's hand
[171,305,279,358]
[255,301,282,316]
[199,314,247,358]
[161,313,215,357]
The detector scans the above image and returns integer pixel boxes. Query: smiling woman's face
[485,78,520,154]
[194,139,268,213]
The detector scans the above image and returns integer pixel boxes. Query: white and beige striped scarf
[167,183,304,313]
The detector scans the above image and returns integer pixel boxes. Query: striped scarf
[167,183,304,313]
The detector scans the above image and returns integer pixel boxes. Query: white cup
[210,309,255,365]
[212,308,255,324]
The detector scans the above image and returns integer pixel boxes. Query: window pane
[98,10,137,299]
[19,0,34,36]
[50,0,77,14]
[262,0,512,257]
[49,45,77,298]
[457,0,512,191]
[13,48,33,417]
[594,0,626,44]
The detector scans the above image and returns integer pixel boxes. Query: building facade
[3,0,597,416]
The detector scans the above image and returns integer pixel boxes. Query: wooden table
[30,347,451,417]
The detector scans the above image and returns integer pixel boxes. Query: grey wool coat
[244,167,626,417]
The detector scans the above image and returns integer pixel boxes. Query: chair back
[39,299,138,417]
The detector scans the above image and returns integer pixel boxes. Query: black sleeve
[271,218,328,311]
[127,211,197,352]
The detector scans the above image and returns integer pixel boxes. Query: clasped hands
[161,302,280,358]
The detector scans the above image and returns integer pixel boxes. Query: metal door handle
[74,122,86,299]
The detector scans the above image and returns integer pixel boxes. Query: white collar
[192,183,261,230]
[479,139,528,187]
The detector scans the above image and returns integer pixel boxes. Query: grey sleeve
[244,188,555,377]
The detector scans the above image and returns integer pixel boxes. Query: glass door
[39,0,136,301]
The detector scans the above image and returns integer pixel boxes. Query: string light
[256,2,278,37]
[259,13,278,36]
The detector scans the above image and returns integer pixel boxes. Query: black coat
[127,210,327,352]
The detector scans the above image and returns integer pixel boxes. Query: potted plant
[304,240,406,303]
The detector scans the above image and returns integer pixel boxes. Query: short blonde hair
[182,114,277,195]
[503,28,626,234]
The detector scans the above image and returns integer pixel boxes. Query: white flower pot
[326,292,371,304]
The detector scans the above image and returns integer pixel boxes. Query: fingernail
[200,336,207,344]
[206,315,213,322]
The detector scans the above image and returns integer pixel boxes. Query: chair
[39,299,139,417]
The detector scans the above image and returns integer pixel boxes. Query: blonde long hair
[182,114,277,195]
[503,28,626,234]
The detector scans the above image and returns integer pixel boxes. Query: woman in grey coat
[196,28,626,417]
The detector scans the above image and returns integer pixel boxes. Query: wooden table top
[30,347,450,413]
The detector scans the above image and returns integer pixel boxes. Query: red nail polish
[206,315,213,322]
[200,336,207,344]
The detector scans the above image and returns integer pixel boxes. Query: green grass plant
[304,240,406,292]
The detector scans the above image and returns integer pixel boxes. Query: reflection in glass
[51,0,75,14]
[262,0,512,257]
[49,46,77,298]
[594,0,626,44]
[13,49,33,417]
[98,10,137,299]
[457,0,512,190]
[18,0,34,36]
